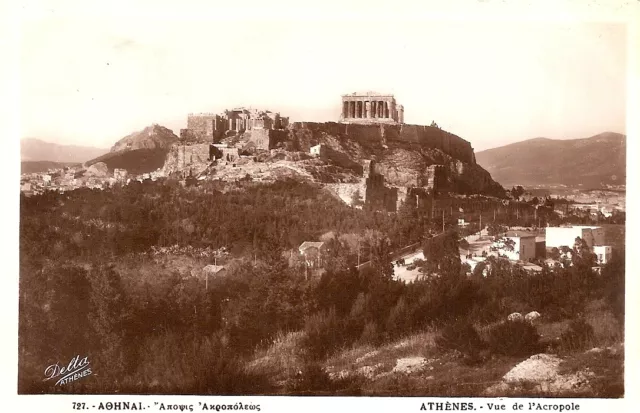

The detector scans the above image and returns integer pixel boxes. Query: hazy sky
[20,4,628,151]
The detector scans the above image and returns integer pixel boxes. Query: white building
[593,245,612,265]
[493,231,536,262]
[545,226,605,249]
[310,144,322,157]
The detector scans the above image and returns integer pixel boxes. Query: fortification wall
[163,143,210,176]
[249,129,290,150]
[288,122,475,164]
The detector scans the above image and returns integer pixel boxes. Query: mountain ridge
[20,138,107,163]
[475,132,626,187]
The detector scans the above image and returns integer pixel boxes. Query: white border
[2,1,638,412]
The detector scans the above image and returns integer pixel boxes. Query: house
[310,144,323,157]
[493,231,536,262]
[464,256,487,273]
[593,245,612,265]
[202,264,227,278]
[298,241,327,268]
[545,226,605,249]
[521,263,543,273]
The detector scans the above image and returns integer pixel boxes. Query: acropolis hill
[161,92,505,210]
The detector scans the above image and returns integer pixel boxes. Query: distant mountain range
[21,161,82,174]
[475,132,626,188]
[21,138,107,163]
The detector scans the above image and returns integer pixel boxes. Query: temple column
[372,101,377,118]
[384,101,389,118]
[350,101,355,118]
[343,101,349,118]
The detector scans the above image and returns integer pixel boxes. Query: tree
[363,229,394,279]
[487,223,507,237]
[422,230,461,278]
[351,189,364,207]
[571,237,596,268]
[88,265,131,383]
[510,186,525,200]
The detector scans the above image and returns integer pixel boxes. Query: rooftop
[299,241,325,251]
[505,231,536,238]
[342,91,395,97]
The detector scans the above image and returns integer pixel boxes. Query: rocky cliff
[161,121,504,198]
[286,122,504,197]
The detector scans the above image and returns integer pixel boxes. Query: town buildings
[494,231,537,262]
[545,226,605,249]
[593,245,612,265]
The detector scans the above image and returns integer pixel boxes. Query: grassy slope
[84,148,169,175]
[247,300,624,397]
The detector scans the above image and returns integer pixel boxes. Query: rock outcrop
[159,121,504,198]
[110,124,179,153]
[287,122,504,197]
[84,162,109,177]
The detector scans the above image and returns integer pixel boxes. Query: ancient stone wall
[249,129,270,150]
[187,114,216,141]
[248,129,290,150]
[365,171,398,213]
[288,122,475,164]
[163,143,211,176]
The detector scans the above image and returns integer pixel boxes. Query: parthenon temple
[340,92,404,124]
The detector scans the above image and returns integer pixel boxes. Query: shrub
[286,361,362,395]
[286,361,332,393]
[487,320,541,357]
[559,318,595,351]
[359,321,381,346]
[436,320,486,361]
[302,309,342,360]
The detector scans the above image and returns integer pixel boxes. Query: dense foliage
[18,179,625,394]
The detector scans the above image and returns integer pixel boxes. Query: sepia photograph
[8,0,637,409]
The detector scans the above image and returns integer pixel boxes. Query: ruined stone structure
[363,160,398,212]
[425,165,450,192]
[209,144,240,162]
[340,92,404,124]
[182,108,289,142]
